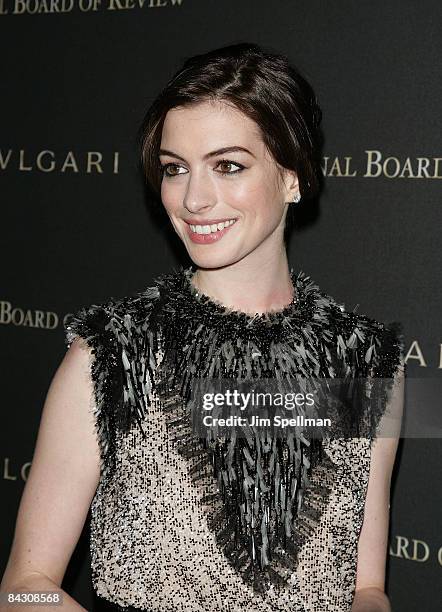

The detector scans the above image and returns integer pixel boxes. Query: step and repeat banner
[1,1,441,610]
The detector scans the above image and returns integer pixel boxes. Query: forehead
[161,100,263,147]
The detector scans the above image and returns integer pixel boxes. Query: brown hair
[138,42,323,209]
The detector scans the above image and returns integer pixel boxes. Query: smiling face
[159,99,298,270]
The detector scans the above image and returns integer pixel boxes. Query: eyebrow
[158,145,256,161]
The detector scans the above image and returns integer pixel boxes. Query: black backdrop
[1,1,441,610]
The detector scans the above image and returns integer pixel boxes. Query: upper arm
[1,338,101,588]
[355,363,405,592]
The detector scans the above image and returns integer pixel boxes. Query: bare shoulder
[1,329,104,590]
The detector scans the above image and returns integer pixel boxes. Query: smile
[189,219,237,234]
[185,218,238,244]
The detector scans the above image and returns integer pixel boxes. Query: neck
[190,250,295,317]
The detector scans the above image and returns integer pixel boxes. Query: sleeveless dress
[64,266,405,612]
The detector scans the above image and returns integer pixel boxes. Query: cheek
[229,174,281,222]
[161,181,181,216]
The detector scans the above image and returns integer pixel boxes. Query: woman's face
[159,100,298,270]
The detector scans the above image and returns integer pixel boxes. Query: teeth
[190,219,236,234]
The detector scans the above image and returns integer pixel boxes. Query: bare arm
[352,363,405,612]
[0,338,101,611]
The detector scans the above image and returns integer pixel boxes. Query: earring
[292,192,301,203]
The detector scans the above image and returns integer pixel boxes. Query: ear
[282,169,300,202]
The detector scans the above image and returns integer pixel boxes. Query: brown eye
[218,161,233,173]
[215,159,245,174]
[161,163,186,177]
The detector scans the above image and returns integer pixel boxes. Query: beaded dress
[64,266,405,612]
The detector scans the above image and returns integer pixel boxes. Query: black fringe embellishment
[145,266,405,594]
[64,287,161,482]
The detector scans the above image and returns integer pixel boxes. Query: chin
[185,248,242,271]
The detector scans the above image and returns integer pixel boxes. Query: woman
[1,43,405,612]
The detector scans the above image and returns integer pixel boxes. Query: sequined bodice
[64,266,404,612]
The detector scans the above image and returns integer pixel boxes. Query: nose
[183,169,216,215]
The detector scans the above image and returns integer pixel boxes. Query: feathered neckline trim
[149,265,331,350]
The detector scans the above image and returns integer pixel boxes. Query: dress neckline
[181,265,305,326]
